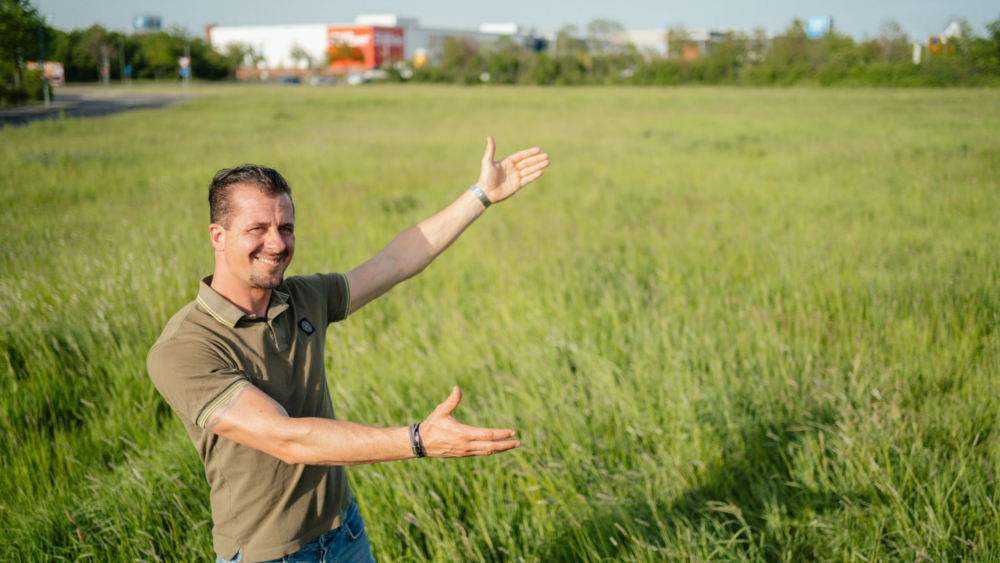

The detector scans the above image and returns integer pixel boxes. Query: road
[0,87,191,127]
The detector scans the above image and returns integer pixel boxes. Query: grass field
[1,84,999,562]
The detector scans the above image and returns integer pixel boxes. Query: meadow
[1,84,999,562]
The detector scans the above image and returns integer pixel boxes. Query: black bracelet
[409,423,425,458]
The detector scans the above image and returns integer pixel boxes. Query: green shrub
[0,69,48,107]
[21,68,46,100]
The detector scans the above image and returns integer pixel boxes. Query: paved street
[0,87,191,127]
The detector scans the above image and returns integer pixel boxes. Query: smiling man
[146,137,549,563]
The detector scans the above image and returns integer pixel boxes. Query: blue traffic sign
[806,17,831,39]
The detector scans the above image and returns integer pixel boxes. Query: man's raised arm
[345,136,549,314]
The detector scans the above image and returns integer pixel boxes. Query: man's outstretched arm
[204,384,519,465]
[345,136,549,314]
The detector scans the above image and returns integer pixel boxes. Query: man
[146,137,550,563]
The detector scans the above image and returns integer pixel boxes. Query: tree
[978,13,1000,68]
[876,19,909,62]
[745,20,809,85]
[586,18,625,54]
[961,13,1000,74]
[139,29,186,79]
[554,25,582,58]
[703,32,746,82]
[220,42,259,78]
[439,36,482,84]
[667,25,691,59]
[78,25,111,79]
[0,0,43,86]
[289,43,313,69]
[485,36,520,84]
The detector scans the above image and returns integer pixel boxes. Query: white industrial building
[207,14,543,73]
[209,24,329,70]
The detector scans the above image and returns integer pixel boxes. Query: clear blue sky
[33,0,999,40]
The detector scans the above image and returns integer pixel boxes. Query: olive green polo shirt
[146,273,353,562]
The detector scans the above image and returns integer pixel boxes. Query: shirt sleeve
[146,338,250,428]
[288,272,352,324]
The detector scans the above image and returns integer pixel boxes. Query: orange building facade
[327,26,404,71]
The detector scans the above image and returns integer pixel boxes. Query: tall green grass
[1,85,999,562]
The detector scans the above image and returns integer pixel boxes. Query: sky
[33,0,999,40]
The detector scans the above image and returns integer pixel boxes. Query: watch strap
[469,184,491,209]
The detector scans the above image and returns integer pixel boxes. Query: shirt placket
[265,298,291,353]
[243,315,287,352]
[269,320,289,353]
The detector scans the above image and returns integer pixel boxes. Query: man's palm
[420,387,520,457]
[477,136,550,204]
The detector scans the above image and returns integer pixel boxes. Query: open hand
[476,136,550,204]
[419,386,521,458]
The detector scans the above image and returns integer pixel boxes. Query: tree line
[1,0,249,105]
[412,17,1000,87]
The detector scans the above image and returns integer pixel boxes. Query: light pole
[120,37,126,85]
[37,20,50,107]
[183,42,191,94]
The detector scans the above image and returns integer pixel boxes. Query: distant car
[346,73,366,86]
[309,76,336,85]
[279,76,301,84]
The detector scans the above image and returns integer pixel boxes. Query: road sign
[180,68,191,78]
[133,15,162,31]
[178,56,191,69]
[806,17,831,39]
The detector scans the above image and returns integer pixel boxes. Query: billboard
[327,26,404,70]
[133,15,162,32]
[26,61,65,86]
[805,16,831,39]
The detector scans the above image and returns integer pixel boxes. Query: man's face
[214,185,295,291]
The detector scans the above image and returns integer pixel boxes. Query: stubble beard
[248,270,283,290]
[248,253,289,290]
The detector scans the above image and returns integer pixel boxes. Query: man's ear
[209,223,226,251]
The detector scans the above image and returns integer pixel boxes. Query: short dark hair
[208,164,293,228]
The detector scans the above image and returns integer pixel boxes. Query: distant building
[208,14,545,76]
[611,30,668,58]
[609,28,773,60]
[942,21,962,40]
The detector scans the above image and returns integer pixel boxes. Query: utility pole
[183,42,191,94]
[102,47,110,88]
[37,20,50,107]
[119,37,126,85]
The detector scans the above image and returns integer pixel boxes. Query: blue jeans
[216,500,376,563]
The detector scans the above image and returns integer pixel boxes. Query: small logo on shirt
[299,317,315,336]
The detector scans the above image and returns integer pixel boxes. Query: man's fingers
[520,170,544,185]
[433,386,462,417]
[472,427,517,441]
[519,161,549,177]
[470,439,522,455]
[506,146,541,164]
[515,153,548,170]
[482,136,496,163]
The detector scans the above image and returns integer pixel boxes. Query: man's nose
[264,227,286,253]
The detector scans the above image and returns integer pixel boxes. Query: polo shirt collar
[197,275,290,328]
